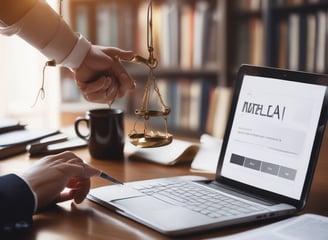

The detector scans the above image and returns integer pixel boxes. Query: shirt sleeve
[0,174,35,236]
[0,0,90,69]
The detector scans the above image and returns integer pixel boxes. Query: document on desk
[125,138,199,165]
[208,214,328,240]
[190,134,222,173]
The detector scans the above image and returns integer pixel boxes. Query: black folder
[0,128,59,159]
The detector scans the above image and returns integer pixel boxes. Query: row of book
[235,17,264,67]
[235,9,328,73]
[278,10,328,73]
[71,0,219,69]
[236,0,326,11]
[275,0,327,6]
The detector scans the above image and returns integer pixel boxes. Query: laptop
[87,64,328,236]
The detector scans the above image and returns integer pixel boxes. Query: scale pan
[129,133,173,148]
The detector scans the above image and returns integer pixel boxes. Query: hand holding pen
[20,151,123,211]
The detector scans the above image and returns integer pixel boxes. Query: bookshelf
[60,0,328,138]
[60,0,225,137]
[228,0,328,82]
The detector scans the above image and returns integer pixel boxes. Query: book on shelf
[278,19,288,69]
[288,13,301,70]
[315,10,327,73]
[235,20,250,67]
[152,3,163,63]
[249,17,264,66]
[168,1,180,67]
[179,78,191,128]
[199,79,212,131]
[306,13,316,72]
[205,4,220,68]
[297,13,306,71]
[206,88,219,135]
[193,0,211,68]
[157,1,180,67]
[180,2,194,69]
[235,16,264,67]
[189,80,202,130]
[166,80,180,128]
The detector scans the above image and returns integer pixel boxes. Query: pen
[99,172,124,185]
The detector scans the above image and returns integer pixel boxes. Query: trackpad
[89,185,144,202]
[113,196,212,230]
[113,195,173,211]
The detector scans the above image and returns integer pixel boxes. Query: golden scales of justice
[123,0,173,148]
[39,0,171,148]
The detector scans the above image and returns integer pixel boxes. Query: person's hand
[21,151,101,210]
[74,46,136,104]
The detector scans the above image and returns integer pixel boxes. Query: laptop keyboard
[134,180,265,219]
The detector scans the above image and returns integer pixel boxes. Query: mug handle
[74,117,90,141]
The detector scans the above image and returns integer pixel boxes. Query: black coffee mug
[74,108,124,160]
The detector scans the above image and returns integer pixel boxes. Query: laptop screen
[220,68,327,201]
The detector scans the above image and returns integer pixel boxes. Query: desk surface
[1,136,328,240]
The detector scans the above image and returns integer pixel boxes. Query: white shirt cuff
[59,33,91,69]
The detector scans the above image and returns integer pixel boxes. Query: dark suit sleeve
[0,174,35,235]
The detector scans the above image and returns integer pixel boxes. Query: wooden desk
[1,136,328,240]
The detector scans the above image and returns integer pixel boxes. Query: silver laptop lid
[217,65,328,209]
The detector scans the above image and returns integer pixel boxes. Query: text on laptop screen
[221,75,326,200]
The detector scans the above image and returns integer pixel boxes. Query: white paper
[207,214,328,240]
[125,138,199,165]
[191,134,222,173]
